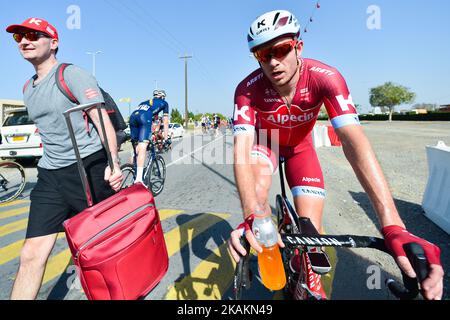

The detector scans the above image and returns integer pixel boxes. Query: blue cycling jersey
[130,98,169,143]
[136,98,169,118]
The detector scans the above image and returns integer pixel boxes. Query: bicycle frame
[131,138,162,180]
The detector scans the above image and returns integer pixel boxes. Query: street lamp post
[86,51,102,77]
[179,54,192,128]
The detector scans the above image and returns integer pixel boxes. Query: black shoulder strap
[23,75,38,94]
[55,63,79,104]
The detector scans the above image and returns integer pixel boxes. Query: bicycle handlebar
[281,234,430,300]
[386,243,430,300]
[234,233,430,300]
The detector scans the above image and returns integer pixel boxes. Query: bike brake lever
[233,237,252,300]
[387,243,429,300]
[404,242,429,283]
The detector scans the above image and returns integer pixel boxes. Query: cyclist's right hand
[382,225,444,300]
[228,215,284,263]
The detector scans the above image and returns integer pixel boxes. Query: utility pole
[179,54,192,128]
[86,51,102,76]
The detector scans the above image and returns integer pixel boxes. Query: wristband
[236,214,255,236]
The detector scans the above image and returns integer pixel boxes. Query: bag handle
[63,103,114,207]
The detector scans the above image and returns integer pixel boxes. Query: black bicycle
[234,158,430,300]
[120,135,167,197]
[0,161,26,204]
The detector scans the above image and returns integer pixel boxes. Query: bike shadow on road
[348,191,450,299]
[171,212,235,300]
[329,246,404,300]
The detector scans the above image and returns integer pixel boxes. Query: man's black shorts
[26,149,115,239]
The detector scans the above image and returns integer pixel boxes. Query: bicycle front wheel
[120,163,135,190]
[0,162,26,204]
[145,155,166,197]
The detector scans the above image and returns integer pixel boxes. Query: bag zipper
[74,203,154,261]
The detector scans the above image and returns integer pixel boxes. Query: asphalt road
[0,122,448,300]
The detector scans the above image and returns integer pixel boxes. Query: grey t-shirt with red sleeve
[24,63,105,170]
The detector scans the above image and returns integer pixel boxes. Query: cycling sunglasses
[253,40,298,63]
[13,31,50,43]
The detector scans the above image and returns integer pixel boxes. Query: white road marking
[166,135,224,168]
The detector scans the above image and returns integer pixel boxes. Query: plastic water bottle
[252,215,286,291]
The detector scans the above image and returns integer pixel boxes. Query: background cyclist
[228,9,443,300]
[129,89,169,183]
[201,114,208,134]
[213,114,221,136]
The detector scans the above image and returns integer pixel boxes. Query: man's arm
[336,124,444,300]
[229,133,268,261]
[87,107,123,191]
[234,134,261,219]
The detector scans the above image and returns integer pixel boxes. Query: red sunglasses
[13,31,50,43]
[253,40,298,63]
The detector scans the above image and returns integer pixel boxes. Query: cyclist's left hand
[104,164,123,192]
[382,225,444,300]
[229,215,285,263]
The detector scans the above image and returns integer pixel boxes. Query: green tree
[170,108,183,124]
[369,82,416,122]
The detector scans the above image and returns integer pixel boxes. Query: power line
[116,0,216,84]
[103,0,181,56]
[132,0,189,53]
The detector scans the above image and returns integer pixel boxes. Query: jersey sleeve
[320,68,360,129]
[64,65,105,106]
[233,83,256,136]
[162,101,169,115]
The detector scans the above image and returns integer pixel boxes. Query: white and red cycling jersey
[234,58,359,146]
[233,58,360,198]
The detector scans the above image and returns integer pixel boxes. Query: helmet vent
[272,11,280,26]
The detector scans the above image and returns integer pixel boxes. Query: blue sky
[1,0,450,117]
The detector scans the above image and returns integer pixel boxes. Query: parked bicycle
[0,161,26,204]
[234,158,430,300]
[120,134,167,197]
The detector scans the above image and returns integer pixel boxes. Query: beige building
[0,99,25,125]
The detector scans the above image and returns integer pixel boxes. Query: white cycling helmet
[153,90,167,98]
[247,10,300,52]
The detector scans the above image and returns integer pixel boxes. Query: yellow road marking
[164,212,230,257]
[0,199,30,208]
[165,242,236,300]
[0,233,66,266]
[0,219,28,237]
[0,240,25,266]
[159,209,184,221]
[42,249,72,285]
[322,246,338,298]
[0,206,29,220]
